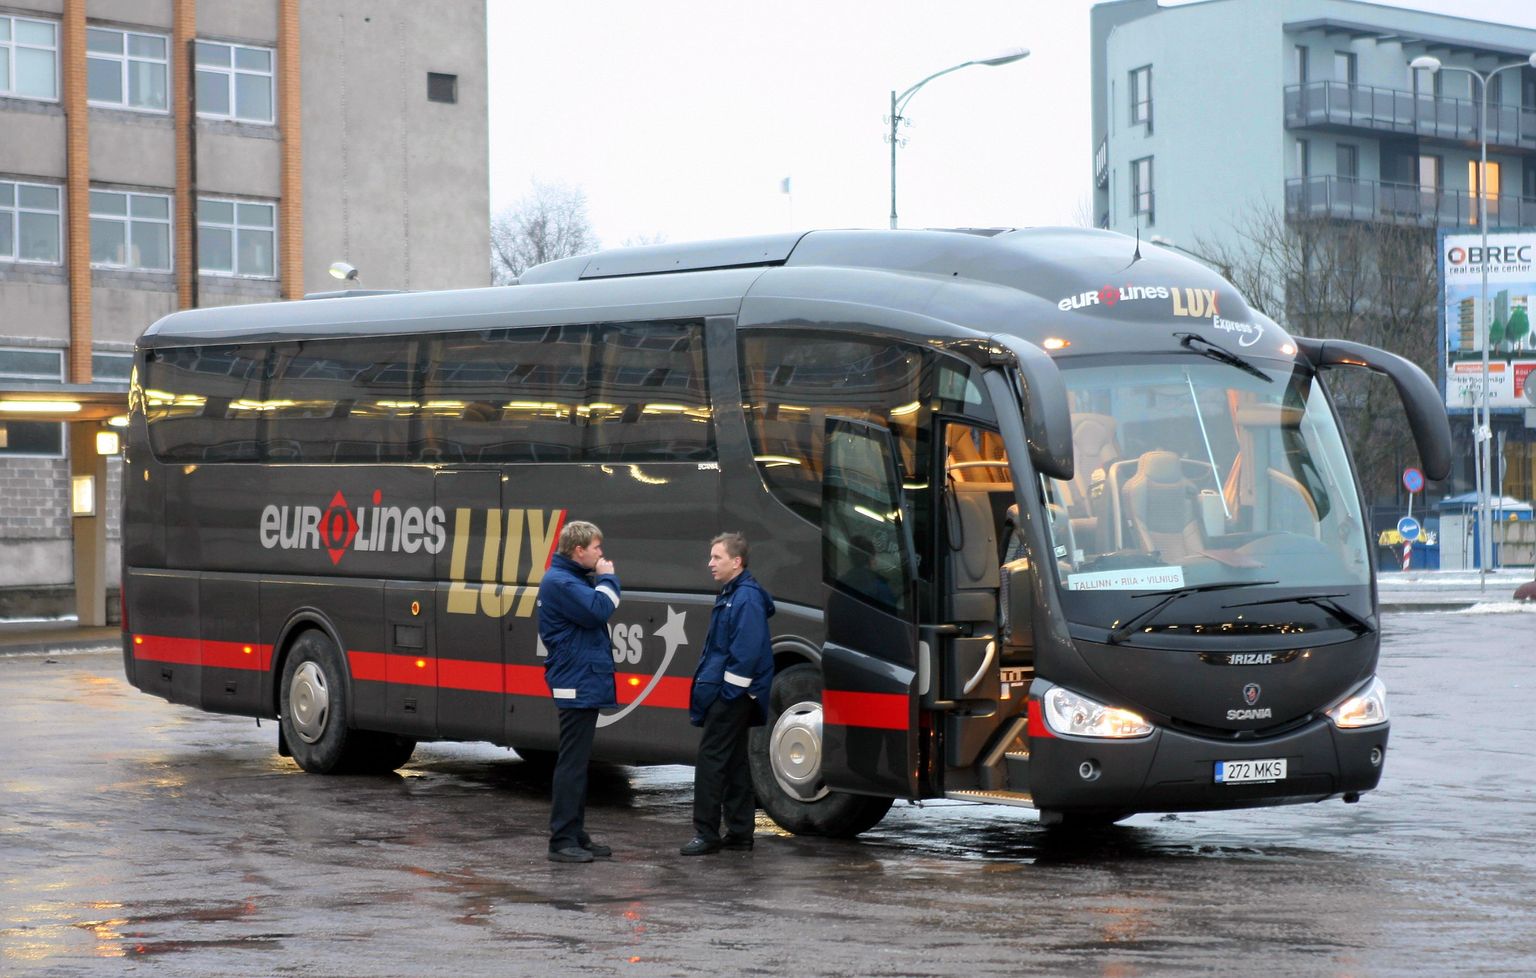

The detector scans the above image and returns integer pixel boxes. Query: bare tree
[490,181,599,284]
[1198,210,1441,503]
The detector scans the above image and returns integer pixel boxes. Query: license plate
[1214,758,1287,784]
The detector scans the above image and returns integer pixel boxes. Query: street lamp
[887,48,1029,230]
[1410,52,1536,587]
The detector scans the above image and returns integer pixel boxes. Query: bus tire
[749,663,894,838]
[279,629,357,774]
[347,731,417,774]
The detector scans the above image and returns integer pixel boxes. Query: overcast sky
[487,0,1536,248]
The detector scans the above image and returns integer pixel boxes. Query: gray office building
[0,0,488,622]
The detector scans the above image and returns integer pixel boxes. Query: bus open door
[817,418,922,802]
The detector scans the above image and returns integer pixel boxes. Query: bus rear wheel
[279,630,414,774]
[749,663,893,838]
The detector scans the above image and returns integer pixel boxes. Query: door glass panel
[823,421,911,615]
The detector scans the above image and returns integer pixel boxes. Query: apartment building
[0,0,489,622]
[1091,0,1536,244]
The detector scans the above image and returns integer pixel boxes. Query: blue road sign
[1403,467,1424,494]
[1397,516,1421,542]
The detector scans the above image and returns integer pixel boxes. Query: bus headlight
[1042,686,1153,739]
[1327,676,1389,729]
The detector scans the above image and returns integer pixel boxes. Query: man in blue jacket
[681,532,775,855]
[538,520,621,864]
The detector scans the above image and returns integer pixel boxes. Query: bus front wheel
[749,663,893,838]
[279,630,414,774]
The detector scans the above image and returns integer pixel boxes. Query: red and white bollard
[1401,541,1412,571]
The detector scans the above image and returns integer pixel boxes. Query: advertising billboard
[1439,228,1536,413]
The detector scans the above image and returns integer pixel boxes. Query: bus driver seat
[1119,450,1204,563]
[1067,413,1119,550]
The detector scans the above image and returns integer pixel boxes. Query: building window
[86,28,169,111]
[1470,160,1502,223]
[0,180,61,264]
[1296,139,1310,178]
[89,190,171,271]
[1129,65,1151,128]
[1487,74,1503,108]
[1523,163,1536,200]
[1131,156,1154,223]
[92,352,134,382]
[195,41,274,123]
[1333,51,1356,85]
[1,15,58,100]
[198,198,275,278]
[1294,44,1308,84]
[0,348,64,458]
[1336,144,1358,181]
[1418,155,1442,193]
[427,72,457,104]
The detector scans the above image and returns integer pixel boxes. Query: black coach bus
[122,227,1451,832]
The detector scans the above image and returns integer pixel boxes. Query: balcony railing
[1284,81,1536,153]
[1095,137,1108,189]
[1286,175,1536,227]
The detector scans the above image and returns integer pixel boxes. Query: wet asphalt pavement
[3,609,1535,977]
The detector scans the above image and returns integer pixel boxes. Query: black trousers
[549,707,598,851]
[692,695,755,841]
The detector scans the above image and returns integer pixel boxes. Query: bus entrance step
[1003,750,1030,792]
[945,789,1036,808]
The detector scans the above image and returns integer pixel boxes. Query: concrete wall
[299,0,489,294]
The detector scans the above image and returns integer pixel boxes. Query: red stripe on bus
[1026,699,1054,739]
[505,664,547,696]
[131,634,202,666]
[201,640,273,671]
[437,657,502,694]
[348,650,390,683]
[823,690,909,730]
[615,673,690,709]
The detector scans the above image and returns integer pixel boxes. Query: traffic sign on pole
[1397,516,1421,542]
[1403,467,1424,494]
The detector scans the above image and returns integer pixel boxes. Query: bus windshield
[1039,356,1371,631]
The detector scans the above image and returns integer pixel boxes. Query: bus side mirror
[985,337,1074,481]
[1295,337,1452,482]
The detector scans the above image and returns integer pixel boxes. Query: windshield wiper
[1225,592,1376,635]
[1175,332,1272,383]
[1106,580,1277,645]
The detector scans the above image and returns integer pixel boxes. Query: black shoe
[680,837,721,856]
[548,846,594,863]
[582,840,613,858]
[721,834,754,851]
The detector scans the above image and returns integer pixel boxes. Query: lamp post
[1410,53,1536,587]
[887,48,1028,230]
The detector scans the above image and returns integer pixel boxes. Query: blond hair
[711,531,748,566]
[558,520,603,556]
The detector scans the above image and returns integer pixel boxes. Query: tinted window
[422,321,712,463]
[265,336,424,461]
[738,331,932,523]
[143,345,268,461]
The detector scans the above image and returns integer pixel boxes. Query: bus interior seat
[1266,467,1320,536]
[1120,450,1204,562]
[944,484,1000,630]
[1068,412,1119,551]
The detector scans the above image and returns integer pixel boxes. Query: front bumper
[1028,715,1389,814]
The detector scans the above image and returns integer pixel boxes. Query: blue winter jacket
[538,553,621,709]
[689,570,775,727]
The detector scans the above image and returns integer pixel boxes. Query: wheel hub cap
[289,661,330,744]
[769,699,827,801]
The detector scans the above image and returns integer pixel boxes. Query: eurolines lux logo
[260,490,447,565]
